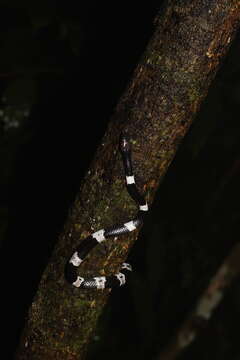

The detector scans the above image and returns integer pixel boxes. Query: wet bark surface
[16,1,240,359]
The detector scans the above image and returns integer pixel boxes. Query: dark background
[0,1,240,359]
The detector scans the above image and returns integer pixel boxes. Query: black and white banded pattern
[65,133,148,289]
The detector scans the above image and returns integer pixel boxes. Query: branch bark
[16,1,240,359]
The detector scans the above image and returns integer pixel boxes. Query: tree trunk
[16,1,240,359]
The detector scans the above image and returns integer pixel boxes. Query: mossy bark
[16,1,240,359]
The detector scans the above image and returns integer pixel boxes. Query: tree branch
[16,1,240,359]
[155,242,240,360]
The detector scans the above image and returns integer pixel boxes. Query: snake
[65,133,148,289]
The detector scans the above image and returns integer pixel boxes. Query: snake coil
[65,133,148,289]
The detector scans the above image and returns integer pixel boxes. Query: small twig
[156,242,240,360]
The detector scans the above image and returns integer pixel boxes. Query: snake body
[65,133,148,289]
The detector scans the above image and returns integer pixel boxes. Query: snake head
[119,131,131,153]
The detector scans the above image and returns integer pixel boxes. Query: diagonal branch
[16,1,240,359]
[156,242,240,360]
